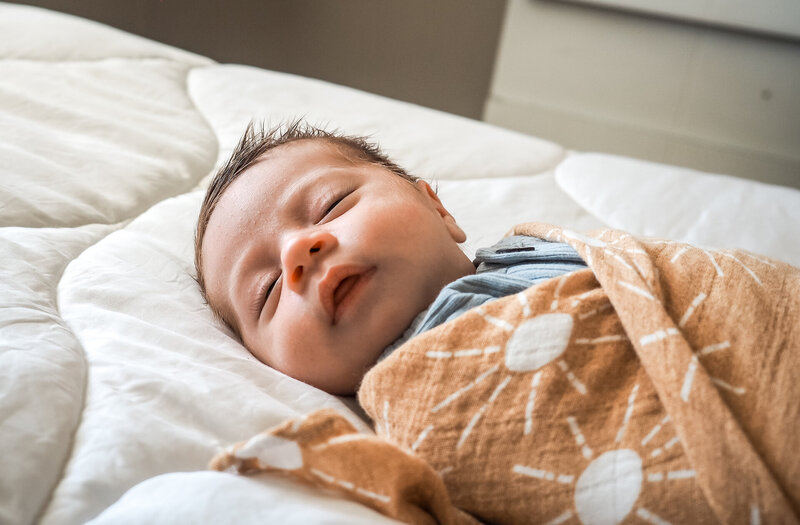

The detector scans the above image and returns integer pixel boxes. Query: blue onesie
[380,235,587,360]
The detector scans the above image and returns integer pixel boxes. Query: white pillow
[187,64,566,183]
[556,153,800,267]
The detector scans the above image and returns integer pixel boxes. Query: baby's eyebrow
[277,175,319,222]
[283,172,343,222]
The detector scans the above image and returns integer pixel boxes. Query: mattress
[2,4,799,524]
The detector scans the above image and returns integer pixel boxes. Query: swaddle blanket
[210,223,800,525]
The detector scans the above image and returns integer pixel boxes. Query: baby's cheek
[275,319,330,372]
[244,332,274,368]
[368,203,428,241]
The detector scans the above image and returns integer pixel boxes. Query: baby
[195,121,584,395]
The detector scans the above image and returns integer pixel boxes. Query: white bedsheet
[2,4,799,524]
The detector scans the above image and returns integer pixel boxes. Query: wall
[11,0,507,120]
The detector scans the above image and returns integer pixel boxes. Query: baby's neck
[376,309,430,363]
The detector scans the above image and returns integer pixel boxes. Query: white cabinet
[484,0,800,188]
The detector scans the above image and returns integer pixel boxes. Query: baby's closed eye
[318,186,356,224]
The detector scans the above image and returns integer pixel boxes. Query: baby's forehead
[227,144,372,212]
[260,138,363,169]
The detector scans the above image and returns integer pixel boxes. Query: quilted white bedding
[2,4,799,524]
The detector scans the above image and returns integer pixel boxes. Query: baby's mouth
[334,275,360,306]
[318,265,375,324]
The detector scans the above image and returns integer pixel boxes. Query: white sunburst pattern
[408,230,648,454]
[416,269,612,453]
[551,231,753,407]
[511,383,698,525]
[405,267,644,504]
[657,244,754,403]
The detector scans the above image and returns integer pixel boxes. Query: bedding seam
[33,219,129,524]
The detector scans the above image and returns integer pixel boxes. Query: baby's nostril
[310,241,322,254]
[292,266,303,282]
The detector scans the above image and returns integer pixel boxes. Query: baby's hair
[194,119,418,328]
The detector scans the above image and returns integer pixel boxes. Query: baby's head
[195,121,475,395]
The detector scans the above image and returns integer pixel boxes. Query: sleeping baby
[197,122,800,524]
[195,121,586,396]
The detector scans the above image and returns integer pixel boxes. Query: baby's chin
[305,342,392,396]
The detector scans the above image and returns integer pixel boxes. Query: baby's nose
[281,231,337,292]
[288,240,321,284]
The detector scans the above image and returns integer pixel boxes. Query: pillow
[555,153,800,267]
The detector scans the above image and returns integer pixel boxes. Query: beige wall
[11,0,507,120]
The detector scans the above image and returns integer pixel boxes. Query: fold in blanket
[211,223,800,525]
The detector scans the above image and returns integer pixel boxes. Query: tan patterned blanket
[211,223,800,525]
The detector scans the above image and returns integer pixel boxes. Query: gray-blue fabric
[379,235,587,360]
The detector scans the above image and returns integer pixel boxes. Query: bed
[2,4,799,524]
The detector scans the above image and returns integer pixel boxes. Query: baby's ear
[415,180,467,243]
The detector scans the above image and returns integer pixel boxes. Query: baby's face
[201,139,473,395]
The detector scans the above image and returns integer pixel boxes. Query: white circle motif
[575,449,643,525]
[504,313,573,371]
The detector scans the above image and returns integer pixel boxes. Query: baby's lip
[318,265,375,324]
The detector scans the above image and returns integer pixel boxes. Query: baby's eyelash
[319,186,355,222]
[264,276,278,299]
[322,196,343,218]
[254,273,280,315]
